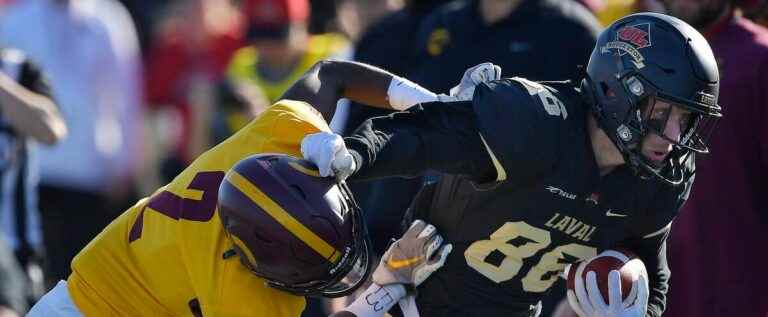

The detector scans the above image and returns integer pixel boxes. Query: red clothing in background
[666,14,768,317]
[144,18,244,162]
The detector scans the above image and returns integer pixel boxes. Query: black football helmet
[581,12,722,184]
[217,153,372,297]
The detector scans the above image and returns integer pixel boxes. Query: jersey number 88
[464,222,596,292]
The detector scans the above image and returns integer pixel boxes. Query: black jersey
[345,79,693,317]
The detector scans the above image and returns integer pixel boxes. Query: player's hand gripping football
[445,62,502,101]
[567,269,650,317]
[372,220,453,289]
[301,132,356,180]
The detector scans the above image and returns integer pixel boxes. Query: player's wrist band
[386,76,438,110]
[343,283,406,317]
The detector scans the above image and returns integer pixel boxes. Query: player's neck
[587,114,625,176]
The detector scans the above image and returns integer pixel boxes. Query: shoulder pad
[471,79,563,186]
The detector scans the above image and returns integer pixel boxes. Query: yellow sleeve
[169,99,330,187]
[201,254,306,317]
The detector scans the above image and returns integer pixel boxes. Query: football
[565,249,647,307]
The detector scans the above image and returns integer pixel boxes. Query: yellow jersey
[67,100,330,316]
[227,33,348,103]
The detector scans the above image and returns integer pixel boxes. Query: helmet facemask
[584,13,723,185]
[591,71,721,184]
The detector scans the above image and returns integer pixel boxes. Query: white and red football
[565,249,647,307]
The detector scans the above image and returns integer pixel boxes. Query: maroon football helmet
[217,153,372,297]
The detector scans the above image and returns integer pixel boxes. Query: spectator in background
[410,0,601,93]
[742,0,768,25]
[308,0,341,34]
[208,78,271,145]
[144,0,247,183]
[659,0,768,316]
[115,0,164,54]
[594,0,664,25]
[227,0,348,120]
[0,48,67,317]
[0,0,144,287]
[334,0,405,44]
[0,238,24,317]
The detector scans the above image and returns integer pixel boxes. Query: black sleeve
[345,100,495,182]
[401,181,438,231]
[621,171,694,317]
[619,227,671,317]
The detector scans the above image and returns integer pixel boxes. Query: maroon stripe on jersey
[128,208,145,242]
[128,171,225,242]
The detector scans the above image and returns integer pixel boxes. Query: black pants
[38,185,115,287]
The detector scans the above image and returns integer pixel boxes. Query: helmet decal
[617,124,633,142]
[601,23,653,69]
[618,23,652,49]
[225,170,343,263]
[288,161,322,177]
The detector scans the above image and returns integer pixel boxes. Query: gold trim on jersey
[227,171,342,263]
[479,133,507,182]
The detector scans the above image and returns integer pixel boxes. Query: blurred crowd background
[0,0,765,316]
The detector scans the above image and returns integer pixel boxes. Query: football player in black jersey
[288,12,721,317]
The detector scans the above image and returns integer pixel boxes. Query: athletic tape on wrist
[387,76,438,110]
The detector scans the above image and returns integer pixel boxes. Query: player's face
[640,98,693,167]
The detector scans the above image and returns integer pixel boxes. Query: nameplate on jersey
[543,212,596,242]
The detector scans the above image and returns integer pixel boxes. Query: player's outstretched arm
[330,220,452,317]
[299,63,501,181]
[280,59,439,121]
[282,60,501,123]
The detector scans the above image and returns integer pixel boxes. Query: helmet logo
[427,28,450,56]
[601,23,652,69]
[626,76,645,96]
[329,247,352,274]
[617,24,652,49]
[697,91,716,107]
[617,124,633,141]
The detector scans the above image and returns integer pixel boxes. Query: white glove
[448,62,502,101]
[372,220,453,288]
[567,268,649,317]
[300,132,356,181]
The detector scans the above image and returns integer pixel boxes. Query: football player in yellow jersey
[27,59,499,316]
